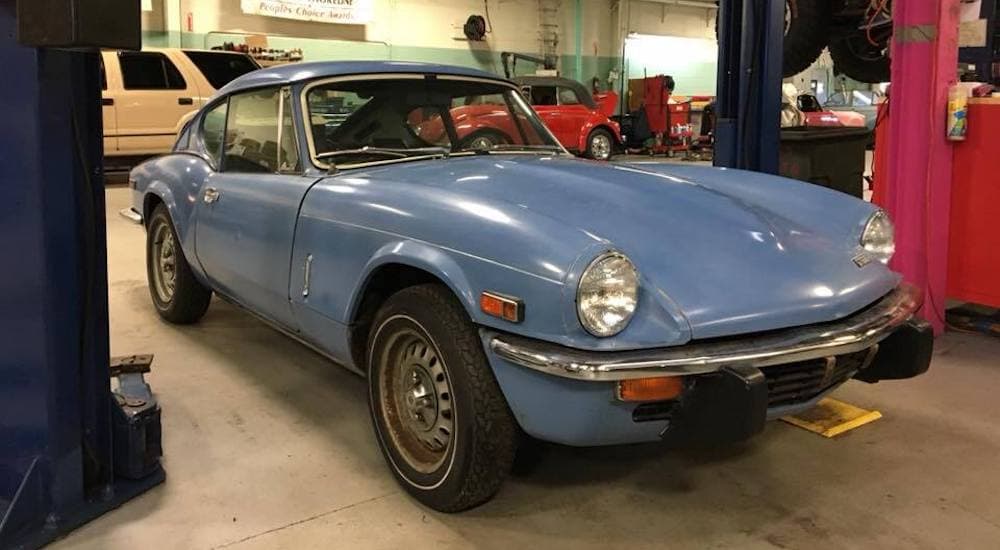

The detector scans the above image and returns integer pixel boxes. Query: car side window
[530,86,558,106]
[119,52,186,90]
[558,87,580,105]
[223,88,281,174]
[200,100,228,166]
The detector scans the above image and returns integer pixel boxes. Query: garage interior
[2,0,1000,549]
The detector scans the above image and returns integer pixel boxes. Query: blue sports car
[126,61,932,512]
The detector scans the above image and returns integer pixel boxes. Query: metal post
[0,1,163,546]
[714,0,784,174]
[880,0,960,334]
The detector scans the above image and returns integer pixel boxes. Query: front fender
[350,240,478,321]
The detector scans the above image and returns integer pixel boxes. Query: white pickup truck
[101,48,259,166]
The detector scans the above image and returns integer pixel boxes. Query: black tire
[782,0,832,77]
[829,32,891,84]
[459,129,510,151]
[145,204,212,324]
[584,127,615,161]
[367,284,518,512]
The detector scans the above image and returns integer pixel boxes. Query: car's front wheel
[367,284,518,512]
[585,128,614,160]
[146,203,212,324]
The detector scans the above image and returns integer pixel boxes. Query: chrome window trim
[299,73,567,172]
[489,284,922,382]
[276,85,286,171]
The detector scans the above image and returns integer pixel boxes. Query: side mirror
[520,86,531,103]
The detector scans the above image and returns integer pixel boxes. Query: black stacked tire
[829,33,892,84]
[782,0,832,78]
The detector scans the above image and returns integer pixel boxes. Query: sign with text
[240,0,374,25]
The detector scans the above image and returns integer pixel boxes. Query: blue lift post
[714,0,785,173]
[0,1,163,548]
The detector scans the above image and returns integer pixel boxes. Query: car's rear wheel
[585,128,614,160]
[460,129,510,151]
[367,284,518,512]
[146,203,211,324]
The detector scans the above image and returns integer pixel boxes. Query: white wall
[146,0,713,57]
[625,1,716,40]
[619,1,718,94]
[149,0,619,56]
[146,0,719,92]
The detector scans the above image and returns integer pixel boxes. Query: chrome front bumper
[489,284,923,382]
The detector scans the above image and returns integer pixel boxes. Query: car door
[114,50,200,155]
[554,85,593,150]
[194,86,319,329]
[528,85,574,148]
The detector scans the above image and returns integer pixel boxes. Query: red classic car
[514,76,622,160]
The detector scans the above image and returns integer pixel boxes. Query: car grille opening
[761,348,875,408]
[632,400,675,422]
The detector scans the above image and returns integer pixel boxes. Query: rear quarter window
[174,120,193,151]
[183,51,260,90]
[201,100,229,166]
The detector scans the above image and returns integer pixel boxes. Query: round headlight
[577,252,639,337]
[861,210,895,264]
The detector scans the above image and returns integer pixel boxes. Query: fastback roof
[217,60,508,96]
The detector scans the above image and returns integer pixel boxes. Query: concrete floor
[53,186,1000,550]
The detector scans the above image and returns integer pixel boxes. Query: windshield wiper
[316,146,451,161]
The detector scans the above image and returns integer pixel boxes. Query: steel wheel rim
[468,135,496,150]
[151,221,177,303]
[378,328,455,474]
[591,133,612,160]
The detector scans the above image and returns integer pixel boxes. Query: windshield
[305,77,561,166]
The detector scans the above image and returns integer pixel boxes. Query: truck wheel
[146,203,212,324]
[585,128,614,160]
[367,284,518,512]
[782,0,832,78]
[829,31,891,84]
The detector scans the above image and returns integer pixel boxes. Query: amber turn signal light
[617,377,684,402]
[480,291,524,323]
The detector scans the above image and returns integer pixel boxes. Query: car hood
[354,155,898,339]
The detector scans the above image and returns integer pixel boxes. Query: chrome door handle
[203,187,220,204]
